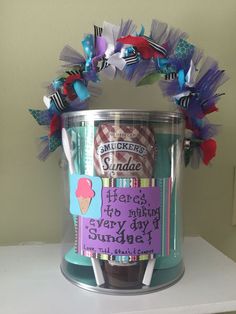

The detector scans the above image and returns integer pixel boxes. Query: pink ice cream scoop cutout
[75,178,95,214]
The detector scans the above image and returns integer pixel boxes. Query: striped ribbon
[81,250,154,262]
[144,36,167,56]
[97,53,139,71]
[96,49,139,70]
[97,57,109,72]
[164,72,177,80]
[177,94,192,109]
[49,91,67,112]
[123,52,139,66]
[65,70,81,76]
[122,47,139,66]
[102,177,156,187]
[94,25,103,49]
[94,25,103,37]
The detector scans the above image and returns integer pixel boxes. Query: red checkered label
[94,124,155,177]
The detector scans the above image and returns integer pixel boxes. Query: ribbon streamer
[143,35,167,56]
[59,45,85,67]
[49,114,61,136]
[82,34,95,72]
[29,109,51,125]
[174,39,194,60]
[73,80,90,101]
[137,72,161,86]
[117,35,167,59]
[96,57,109,71]
[98,21,126,78]
[174,91,193,109]
[164,72,177,80]
[94,25,103,42]
[49,91,68,112]
[200,139,217,165]
[49,133,61,152]
[177,95,191,109]
[123,47,139,66]
[66,70,81,76]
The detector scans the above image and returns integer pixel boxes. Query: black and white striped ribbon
[122,47,139,66]
[164,72,177,80]
[177,95,192,109]
[94,25,103,37]
[94,25,103,48]
[123,52,139,66]
[65,70,80,76]
[50,91,67,112]
[97,57,109,71]
[94,25,103,50]
[144,36,167,56]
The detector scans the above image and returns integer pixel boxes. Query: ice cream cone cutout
[76,178,95,215]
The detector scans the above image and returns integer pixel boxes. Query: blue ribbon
[157,58,169,69]
[82,34,94,72]
[178,69,185,89]
[52,79,63,90]
[138,25,145,36]
[73,81,90,101]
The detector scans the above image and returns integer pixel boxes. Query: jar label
[94,124,155,178]
[71,176,171,261]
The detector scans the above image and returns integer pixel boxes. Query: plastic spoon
[62,128,75,174]
[61,128,105,286]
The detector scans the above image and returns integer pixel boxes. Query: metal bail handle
[184,138,192,151]
[184,138,194,167]
[183,137,204,166]
[184,137,203,149]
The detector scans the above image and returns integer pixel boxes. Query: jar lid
[62,109,184,125]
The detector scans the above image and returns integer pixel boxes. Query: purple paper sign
[77,186,161,257]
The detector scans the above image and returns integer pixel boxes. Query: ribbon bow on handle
[174,58,227,117]
[117,34,167,60]
[97,22,127,79]
[82,22,127,80]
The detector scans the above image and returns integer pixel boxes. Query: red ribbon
[63,73,82,100]
[203,104,218,116]
[200,139,217,165]
[49,114,61,136]
[117,35,165,59]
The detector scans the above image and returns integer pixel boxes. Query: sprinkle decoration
[29,19,228,167]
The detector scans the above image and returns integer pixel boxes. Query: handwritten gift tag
[77,183,162,258]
